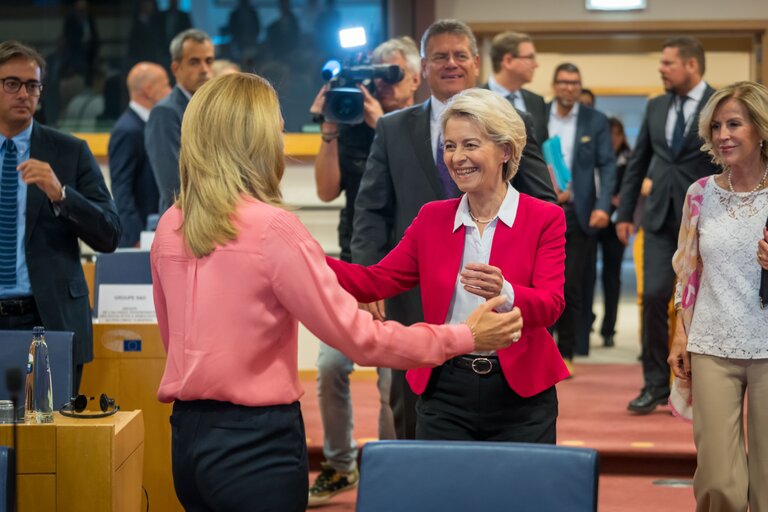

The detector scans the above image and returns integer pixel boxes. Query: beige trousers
[691,354,768,512]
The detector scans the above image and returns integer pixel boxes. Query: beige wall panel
[514,52,752,98]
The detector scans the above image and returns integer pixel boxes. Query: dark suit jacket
[27,123,121,365]
[351,98,556,326]
[616,85,720,231]
[520,89,549,145]
[545,102,616,235]
[482,83,549,145]
[108,108,159,247]
[145,86,189,213]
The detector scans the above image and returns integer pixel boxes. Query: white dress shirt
[548,102,580,170]
[128,101,151,122]
[488,75,526,112]
[665,80,708,147]
[430,96,449,161]
[447,185,518,355]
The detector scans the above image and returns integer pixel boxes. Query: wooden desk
[81,323,181,512]
[0,411,144,512]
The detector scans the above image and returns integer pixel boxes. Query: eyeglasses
[428,52,473,65]
[515,54,537,61]
[1,77,44,96]
[554,80,581,87]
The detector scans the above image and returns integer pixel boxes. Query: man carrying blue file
[543,63,616,371]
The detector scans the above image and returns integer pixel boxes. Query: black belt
[0,297,36,316]
[449,355,501,375]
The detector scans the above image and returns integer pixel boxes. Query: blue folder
[542,136,572,192]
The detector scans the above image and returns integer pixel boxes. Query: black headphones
[59,393,120,418]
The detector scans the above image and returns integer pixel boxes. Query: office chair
[356,440,599,512]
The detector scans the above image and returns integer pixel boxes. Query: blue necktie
[436,137,460,199]
[0,140,18,286]
[671,95,689,155]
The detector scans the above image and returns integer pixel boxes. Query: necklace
[467,199,500,224]
[468,209,497,224]
[718,164,768,219]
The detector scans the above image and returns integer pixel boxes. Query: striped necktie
[0,139,18,286]
[436,137,460,199]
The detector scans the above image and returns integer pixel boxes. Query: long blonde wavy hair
[178,73,285,258]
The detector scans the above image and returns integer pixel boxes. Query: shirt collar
[129,101,151,122]
[430,95,449,124]
[1,120,34,156]
[487,75,514,97]
[178,85,193,100]
[684,80,707,103]
[453,184,520,231]
[550,101,580,121]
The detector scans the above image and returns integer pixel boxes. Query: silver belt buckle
[471,357,493,375]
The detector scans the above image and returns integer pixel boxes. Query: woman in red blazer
[328,88,568,443]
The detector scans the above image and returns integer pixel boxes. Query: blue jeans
[316,342,395,472]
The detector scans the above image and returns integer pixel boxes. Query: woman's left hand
[460,263,504,300]
[758,228,768,270]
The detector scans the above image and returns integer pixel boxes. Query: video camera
[319,27,404,125]
[322,63,404,125]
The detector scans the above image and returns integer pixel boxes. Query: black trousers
[170,400,308,512]
[641,213,679,393]
[579,223,627,354]
[390,369,418,439]
[557,207,598,361]
[597,223,626,338]
[415,363,557,443]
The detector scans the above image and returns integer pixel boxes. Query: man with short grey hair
[486,31,547,144]
[146,28,213,213]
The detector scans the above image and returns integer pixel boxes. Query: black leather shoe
[627,388,669,414]
[603,335,615,348]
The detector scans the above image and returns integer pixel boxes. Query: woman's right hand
[667,316,691,380]
[466,296,523,352]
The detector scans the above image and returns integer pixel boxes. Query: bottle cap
[32,326,45,336]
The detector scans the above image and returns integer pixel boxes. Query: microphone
[761,218,768,309]
[5,367,22,512]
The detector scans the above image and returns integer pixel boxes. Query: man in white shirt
[546,62,615,371]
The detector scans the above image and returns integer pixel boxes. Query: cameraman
[307,36,421,507]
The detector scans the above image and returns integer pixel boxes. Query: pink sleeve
[150,242,170,351]
[510,206,566,327]
[268,212,473,368]
[326,214,421,302]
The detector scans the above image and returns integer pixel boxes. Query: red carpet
[299,362,697,511]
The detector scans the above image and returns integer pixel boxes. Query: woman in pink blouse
[150,74,522,512]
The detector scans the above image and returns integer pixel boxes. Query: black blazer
[482,83,549,146]
[545,102,616,234]
[351,98,556,325]
[27,123,121,365]
[520,89,549,145]
[145,86,189,213]
[617,85,721,231]
[108,108,159,247]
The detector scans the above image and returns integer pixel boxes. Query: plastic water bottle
[24,326,53,424]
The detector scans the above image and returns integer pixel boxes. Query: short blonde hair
[698,80,768,167]
[179,73,285,258]
[440,88,526,181]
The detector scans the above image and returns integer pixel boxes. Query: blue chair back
[93,250,152,317]
[0,330,74,411]
[356,440,599,512]
[0,446,11,512]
